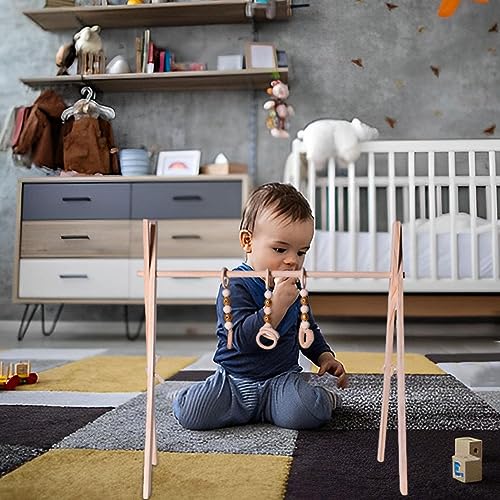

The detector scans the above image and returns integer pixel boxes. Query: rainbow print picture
[156,150,201,176]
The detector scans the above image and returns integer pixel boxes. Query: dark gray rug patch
[308,374,500,431]
[56,381,298,456]
[0,444,46,477]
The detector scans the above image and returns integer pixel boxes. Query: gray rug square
[56,381,298,456]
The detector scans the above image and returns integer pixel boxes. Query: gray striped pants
[172,367,333,430]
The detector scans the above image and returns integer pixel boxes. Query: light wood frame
[140,219,408,498]
[245,42,277,69]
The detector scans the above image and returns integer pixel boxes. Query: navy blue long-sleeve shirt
[213,263,334,380]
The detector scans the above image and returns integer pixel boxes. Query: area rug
[1,348,499,499]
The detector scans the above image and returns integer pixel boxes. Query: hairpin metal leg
[40,304,64,337]
[124,305,145,341]
[17,304,40,341]
[17,303,64,340]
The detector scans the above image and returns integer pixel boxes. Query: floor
[2,318,500,357]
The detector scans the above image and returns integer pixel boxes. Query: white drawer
[19,259,129,299]
[129,258,242,300]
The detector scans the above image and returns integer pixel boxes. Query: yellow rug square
[18,355,197,392]
[0,449,291,500]
[321,352,445,375]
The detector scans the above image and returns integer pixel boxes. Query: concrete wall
[0,0,498,325]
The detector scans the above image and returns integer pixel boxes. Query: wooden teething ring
[256,269,280,350]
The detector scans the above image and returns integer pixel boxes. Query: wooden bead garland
[298,268,314,348]
[256,269,280,350]
[221,267,233,349]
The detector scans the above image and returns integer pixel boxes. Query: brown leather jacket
[13,90,67,169]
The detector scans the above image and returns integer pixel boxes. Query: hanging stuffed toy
[438,0,489,17]
[263,80,294,139]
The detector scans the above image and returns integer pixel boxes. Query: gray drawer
[22,183,131,220]
[131,181,242,219]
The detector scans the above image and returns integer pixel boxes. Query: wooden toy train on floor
[0,361,38,390]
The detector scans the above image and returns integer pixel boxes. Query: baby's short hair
[240,182,313,232]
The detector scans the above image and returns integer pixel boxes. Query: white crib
[286,139,500,294]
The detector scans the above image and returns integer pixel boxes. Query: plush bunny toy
[263,80,294,139]
[74,25,103,55]
[297,118,379,168]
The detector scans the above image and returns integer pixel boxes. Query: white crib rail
[288,139,500,293]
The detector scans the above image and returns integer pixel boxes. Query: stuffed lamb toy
[74,25,103,55]
[297,118,379,168]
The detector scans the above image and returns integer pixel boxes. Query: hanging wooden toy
[298,268,314,348]
[256,269,280,349]
[221,267,234,349]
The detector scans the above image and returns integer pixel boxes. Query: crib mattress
[308,229,499,292]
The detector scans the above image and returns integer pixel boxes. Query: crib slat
[348,162,357,271]
[308,159,317,271]
[428,152,437,281]
[388,152,396,231]
[328,157,337,270]
[408,152,417,279]
[469,152,478,280]
[448,152,458,281]
[489,151,499,280]
[368,152,377,271]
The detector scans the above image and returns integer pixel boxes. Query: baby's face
[245,211,314,272]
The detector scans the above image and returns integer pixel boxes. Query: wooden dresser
[13,175,248,305]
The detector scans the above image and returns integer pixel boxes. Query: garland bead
[223,305,232,314]
[264,290,272,299]
[301,313,309,321]
[299,289,308,297]
[264,306,272,315]
[222,288,230,297]
[223,297,230,305]
[224,321,233,330]
[300,305,309,314]
[301,321,310,329]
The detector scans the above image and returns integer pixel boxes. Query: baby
[173,183,347,430]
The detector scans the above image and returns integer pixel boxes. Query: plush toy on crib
[297,118,379,168]
[264,80,294,139]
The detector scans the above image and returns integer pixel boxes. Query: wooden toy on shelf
[452,437,483,483]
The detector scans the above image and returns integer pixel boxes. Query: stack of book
[135,29,207,74]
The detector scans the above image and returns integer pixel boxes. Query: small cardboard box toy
[452,454,482,483]
[455,437,482,460]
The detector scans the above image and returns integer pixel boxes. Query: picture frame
[217,54,244,71]
[156,150,201,176]
[245,42,277,70]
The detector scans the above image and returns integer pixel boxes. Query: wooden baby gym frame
[140,218,408,498]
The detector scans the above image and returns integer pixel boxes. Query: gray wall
[0,0,498,323]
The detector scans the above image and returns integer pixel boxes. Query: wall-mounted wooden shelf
[23,0,292,31]
[20,68,288,92]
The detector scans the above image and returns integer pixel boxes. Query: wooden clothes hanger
[61,86,116,122]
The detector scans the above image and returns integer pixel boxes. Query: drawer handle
[172,195,202,202]
[171,234,201,240]
[62,197,92,202]
[60,235,91,240]
[59,274,89,279]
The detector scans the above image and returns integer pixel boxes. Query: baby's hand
[317,352,348,388]
[273,277,299,309]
